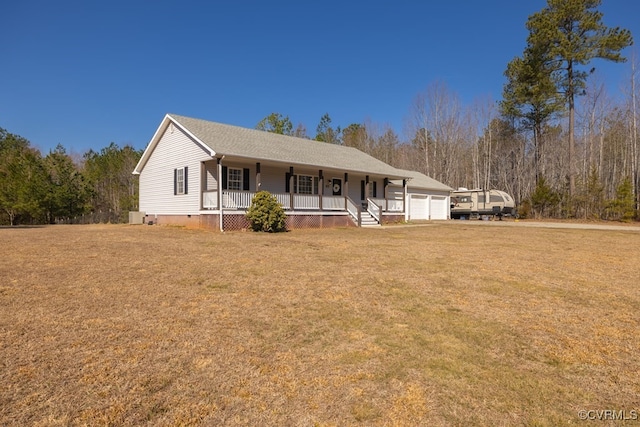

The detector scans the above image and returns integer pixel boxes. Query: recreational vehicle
[450,188,515,219]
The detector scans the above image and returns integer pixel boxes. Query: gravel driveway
[442,219,640,232]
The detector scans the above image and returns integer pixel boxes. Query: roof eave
[132,114,216,175]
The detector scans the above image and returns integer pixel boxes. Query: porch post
[384,178,389,211]
[344,173,349,209]
[256,162,261,191]
[403,179,408,213]
[318,169,323,211]
[344,173,349,196]
[217,157,224,232]
[200,162,205,210]
[365,175,370,203]
[289,166,295,210]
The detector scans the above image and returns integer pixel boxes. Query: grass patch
[1,223,639,425]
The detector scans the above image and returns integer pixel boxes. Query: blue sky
[2,1,639,155]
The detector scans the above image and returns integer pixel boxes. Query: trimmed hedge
[246,191,287,232]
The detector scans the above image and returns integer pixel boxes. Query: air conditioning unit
[129,211,146,224]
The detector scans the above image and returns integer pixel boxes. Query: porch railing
[387,199,404,212]
[345,197,361,226]
[274,193,291,209]
[223,191,253,209]
[210,190,403,214]
[203,191,218,209]
[366,198,381,222]
[371,197,403,212]
[293,194,319,210]
[322,195,345,211]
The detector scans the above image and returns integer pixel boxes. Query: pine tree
[525,0,633,198]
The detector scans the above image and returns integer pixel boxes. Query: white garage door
[430,196,448,220]
[409,194,429,220]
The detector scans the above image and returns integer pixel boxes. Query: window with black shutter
[286,173,319,194]
[184,166,188,194]
[222,166,228,189]
[174,167,187,195]
[226,167,243,190]
[243,168,250,191]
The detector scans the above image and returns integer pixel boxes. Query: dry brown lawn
[1,222,639,426]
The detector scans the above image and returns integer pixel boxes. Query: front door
[332,178,342,196]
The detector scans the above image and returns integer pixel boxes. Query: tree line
[0,127,141,226]
[257,0,638,221]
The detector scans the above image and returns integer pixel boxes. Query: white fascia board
[132,114,217,175]
[133,114,173,174]
[167,114,217,158]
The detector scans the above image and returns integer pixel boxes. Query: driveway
[439,219,640,232]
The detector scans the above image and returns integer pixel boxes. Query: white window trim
[227,167,243,191]
[176,167,185,195]
[294,174,318,195]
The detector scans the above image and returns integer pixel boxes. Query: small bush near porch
[246,190,287,232]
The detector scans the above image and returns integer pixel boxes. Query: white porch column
[403,179,408,216]
[218,156,224,232]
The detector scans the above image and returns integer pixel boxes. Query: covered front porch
[200,159,407,228]
[201,189,405,227]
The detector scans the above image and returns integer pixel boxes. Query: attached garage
[409,194,429,220]
[408,194,449,220]
[393,169,452,221]
[429,195,449,220]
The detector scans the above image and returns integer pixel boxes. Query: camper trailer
[450,188,515,219]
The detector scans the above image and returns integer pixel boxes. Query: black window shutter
[174,168,177,195]
[243,168,250,191]
[184,166,188,194]
[360,180,365,200]
[222,166,228,190]
[285,172,291,193]
[372,181,377,198]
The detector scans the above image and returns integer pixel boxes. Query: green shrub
[606,177,636,222]
[246,191,287,232]
[517,199,531,219]
[530,177,560,218]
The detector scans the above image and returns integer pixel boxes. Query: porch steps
[360,211,381,227]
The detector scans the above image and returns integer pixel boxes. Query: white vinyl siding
[139,125,212,215]
[259,165,285,193]
[345,174,364,203]
[387,188,404,204]
[204,161,217,191]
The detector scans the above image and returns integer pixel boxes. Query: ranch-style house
[132,114,452,230]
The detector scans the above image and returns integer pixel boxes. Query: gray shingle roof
[169,114,406,178]
[393,169,453,192]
